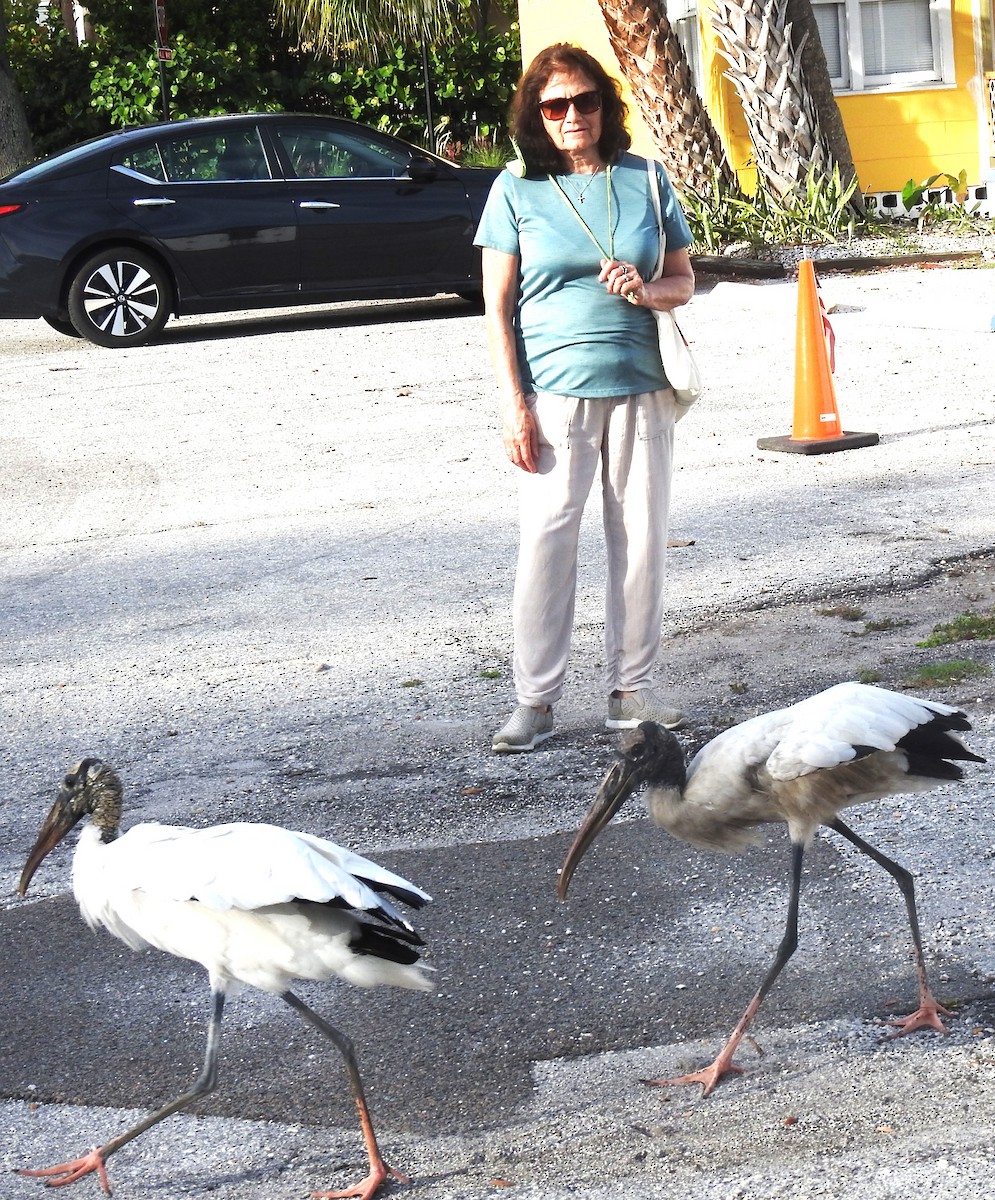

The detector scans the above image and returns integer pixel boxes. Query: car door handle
[132,198,176,207]
[298,200,341,210]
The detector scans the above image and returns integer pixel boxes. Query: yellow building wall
[836,14,984,191]
[517,0,991,195]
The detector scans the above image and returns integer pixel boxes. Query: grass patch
[863,617,912,633]
[817,604,866,621]
[904,659,990,688]
[820,604,864,624]
[856,668,883,683]
[917,609,995,647]
[479,669,503,680]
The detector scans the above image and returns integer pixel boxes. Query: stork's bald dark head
[616,722,688,791]
[556,722,687,900]
[19,759,123,897]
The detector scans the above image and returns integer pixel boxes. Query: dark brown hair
[509,43,631,175]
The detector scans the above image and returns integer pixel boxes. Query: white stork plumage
[17,757,433,1199]
[557,682,985,1096]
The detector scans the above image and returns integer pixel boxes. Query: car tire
[43,313,84,338]
[67,248,173,347]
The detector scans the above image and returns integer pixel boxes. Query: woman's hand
[482,247,539,472]
[599,250,695,311]
[502,402,540,473]
[599,257,643,304]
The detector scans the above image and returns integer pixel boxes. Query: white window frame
[667,0,704,92]
[812,0,955,93]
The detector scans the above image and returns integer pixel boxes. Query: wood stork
[557,682,985,1096]
[17,757,433,1199]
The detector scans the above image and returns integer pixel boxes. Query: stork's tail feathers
[351,920,425,966]
[898,709,986,781]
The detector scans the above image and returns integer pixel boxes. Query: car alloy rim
[82,260,161,338]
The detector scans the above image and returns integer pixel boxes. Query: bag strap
[646,156,666,282]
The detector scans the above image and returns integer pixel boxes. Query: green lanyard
[547,163,614,262]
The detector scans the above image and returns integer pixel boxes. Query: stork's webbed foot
[18,1149,112,1193]
[885,994,951,1038]
[312,1160,410,1200]
[641,1059,744,1098]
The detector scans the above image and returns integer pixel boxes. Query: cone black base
[756,431,880,455]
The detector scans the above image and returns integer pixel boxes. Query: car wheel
[67,248,172,347]
[43,313,84,338]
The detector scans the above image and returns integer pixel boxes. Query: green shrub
[680,163,859,253]
[917,610,995,648]
[8,0,521,159]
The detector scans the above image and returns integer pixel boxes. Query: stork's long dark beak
[557,756,643,901]
[19,790,80,897]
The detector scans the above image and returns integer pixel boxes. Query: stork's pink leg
[886,995,951,1037]
[885,952,951,1036]
[282,991,411,1200]
[642,987,763,1096]
[643,1057,744,1098]
[644,843,806,1097]
[312,1091,410,1200]
[18,991,226,1196]
[830,820,953,1041]
[312,1164,409,1200]
[18,1151,112,1194]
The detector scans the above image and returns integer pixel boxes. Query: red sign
[155,0,168,48]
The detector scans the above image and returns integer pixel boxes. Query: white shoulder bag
[646,157,702,417]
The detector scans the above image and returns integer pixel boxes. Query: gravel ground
[0,257,993,1199]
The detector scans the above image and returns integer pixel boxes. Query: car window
[275,126,410,180]
[118,145,167,182]
[3,139,110,184]
[116,129,272,183]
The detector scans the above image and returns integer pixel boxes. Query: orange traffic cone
[757,259,878,454]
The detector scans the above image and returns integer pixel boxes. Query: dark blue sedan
[0,113,498,347]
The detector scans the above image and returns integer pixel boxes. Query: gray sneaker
[492,705,554,753]
[606,689,686,731]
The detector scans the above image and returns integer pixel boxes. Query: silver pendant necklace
[548,164,615,260]
[566,167,602,204]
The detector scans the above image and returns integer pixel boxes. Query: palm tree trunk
[711,0,862,212]
[783,0,864,212]
[597,0,741,198]
[0,3,33,177]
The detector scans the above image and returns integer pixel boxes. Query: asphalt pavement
[1,265,993,1200]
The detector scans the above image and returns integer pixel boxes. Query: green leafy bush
[917,610,995,647]
[8,0,520,160]
[681,161,994,253]
[681,164,859,253]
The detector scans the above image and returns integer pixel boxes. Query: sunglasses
[537,90,602,121]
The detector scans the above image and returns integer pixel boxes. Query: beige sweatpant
[512,388,677,708]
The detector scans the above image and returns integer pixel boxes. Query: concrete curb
[692,248,986,278]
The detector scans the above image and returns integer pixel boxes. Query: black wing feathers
[358,876,430,911]
[898,714,986,765]
[350,918,425,965]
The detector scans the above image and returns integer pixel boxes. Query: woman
[476,42,695,754]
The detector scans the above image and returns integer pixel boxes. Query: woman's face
[537,68,603,161]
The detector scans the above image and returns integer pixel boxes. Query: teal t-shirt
[473,152,693,398]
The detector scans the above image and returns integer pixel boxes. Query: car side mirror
[407,157,438,184]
